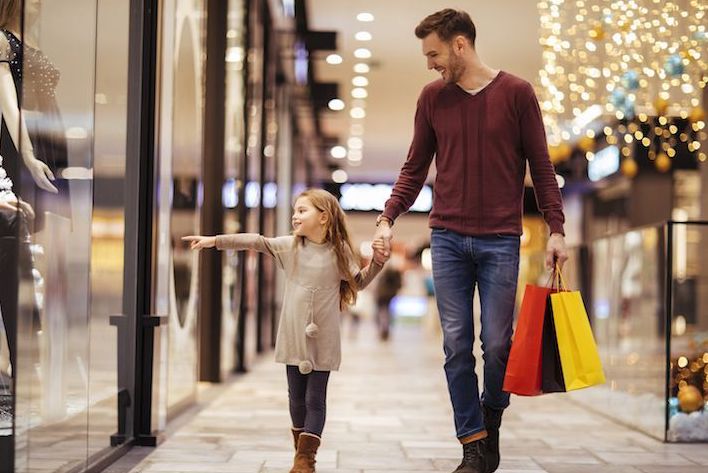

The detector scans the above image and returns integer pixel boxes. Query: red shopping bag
[503,283,555,396]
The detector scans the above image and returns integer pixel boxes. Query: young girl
[183,188,388,473]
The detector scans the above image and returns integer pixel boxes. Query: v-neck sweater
[383,71,565,236]
[215,233,383,371]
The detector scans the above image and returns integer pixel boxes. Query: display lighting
[354,63,370,74]
[537,0,706,175]
[355,31,372,41]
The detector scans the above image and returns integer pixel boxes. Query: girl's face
[292,197,327,240]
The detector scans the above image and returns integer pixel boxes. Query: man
[373,9,568,473]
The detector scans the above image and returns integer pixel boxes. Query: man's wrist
[376,214,393,227]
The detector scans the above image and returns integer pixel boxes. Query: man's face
[422,32,465,84]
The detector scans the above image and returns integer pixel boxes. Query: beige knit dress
[215,234,383,373]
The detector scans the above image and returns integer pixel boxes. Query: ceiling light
[326,53,343,65]
[354,63,370,74]
[331,146,347,159]
[354,48,371,59]
[348,149,363,161]
[350,107,366,119]
[332,169,348,183]
[356,12,374,22]
[352,76,369,87]
[351,87,368,99]
[328,99,345,111]
[348,137,363,149]
[355,31,372,41]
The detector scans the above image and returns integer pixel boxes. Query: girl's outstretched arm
[182,233,293,268]
[182,235,216,250]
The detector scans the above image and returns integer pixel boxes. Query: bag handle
[554,262,568,291]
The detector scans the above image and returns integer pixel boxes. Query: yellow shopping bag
[549,267,606,391]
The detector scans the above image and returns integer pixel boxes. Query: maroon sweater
[383,71,565,236]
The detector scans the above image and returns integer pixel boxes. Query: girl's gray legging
[286,365,331,437]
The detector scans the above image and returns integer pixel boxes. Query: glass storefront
[0,0,293,470]
[0,0,130,471]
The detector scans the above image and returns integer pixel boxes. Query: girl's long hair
[294,189,358,310]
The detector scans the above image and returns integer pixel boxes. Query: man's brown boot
[289,432,320,473]
[291,428,304,450]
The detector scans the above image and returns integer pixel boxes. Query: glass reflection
[161,0,204,415]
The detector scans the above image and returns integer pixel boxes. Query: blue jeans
[430,228,520,439]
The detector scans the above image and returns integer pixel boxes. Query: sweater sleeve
[382,86,437,222]
[353,260,384,290]
[518,83,565,235]
[215,234,293,269]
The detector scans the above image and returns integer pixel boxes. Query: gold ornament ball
[654,97,669,116]
[655,152,671,173]
[621,158,638,178]
[578,136,595,153]
[589,25,605,41]
[677,385,705,413]
[549,143,572,164]
[689,107,705,123]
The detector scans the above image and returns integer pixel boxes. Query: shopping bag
[550,268,606,391]
[503,283,554,396]
[540,299,566,393]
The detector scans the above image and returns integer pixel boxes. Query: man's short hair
[414,9,477,47]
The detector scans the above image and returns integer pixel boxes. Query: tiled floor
[105,322,707,473]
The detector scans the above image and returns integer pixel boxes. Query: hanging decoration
[537,0,707,174]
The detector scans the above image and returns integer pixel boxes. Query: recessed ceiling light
[350,107,366,119]
[348,149,363,161]
[354,48,371,59]
[357,12,374,22]
[331,146,347,159]
[352,76,369,87]
[351,88,368,99]
[348,137,363,149]
[328,99,345,111]
[355,31,372,41]
[332,169,348,183]
[354,63,370,73]
[326,53,343,65]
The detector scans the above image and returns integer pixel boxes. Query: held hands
[372,218,393,258]
[182,235,216,250]
[546,233,568,271]
[371,238,390,265]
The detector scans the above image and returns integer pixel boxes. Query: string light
[537,0,706,153]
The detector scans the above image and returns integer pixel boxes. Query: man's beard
[445,54,465,83]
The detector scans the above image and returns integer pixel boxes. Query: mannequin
[0,0,60,196]
[0,1,64,470]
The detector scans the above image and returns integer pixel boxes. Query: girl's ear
[319,211,329,225]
